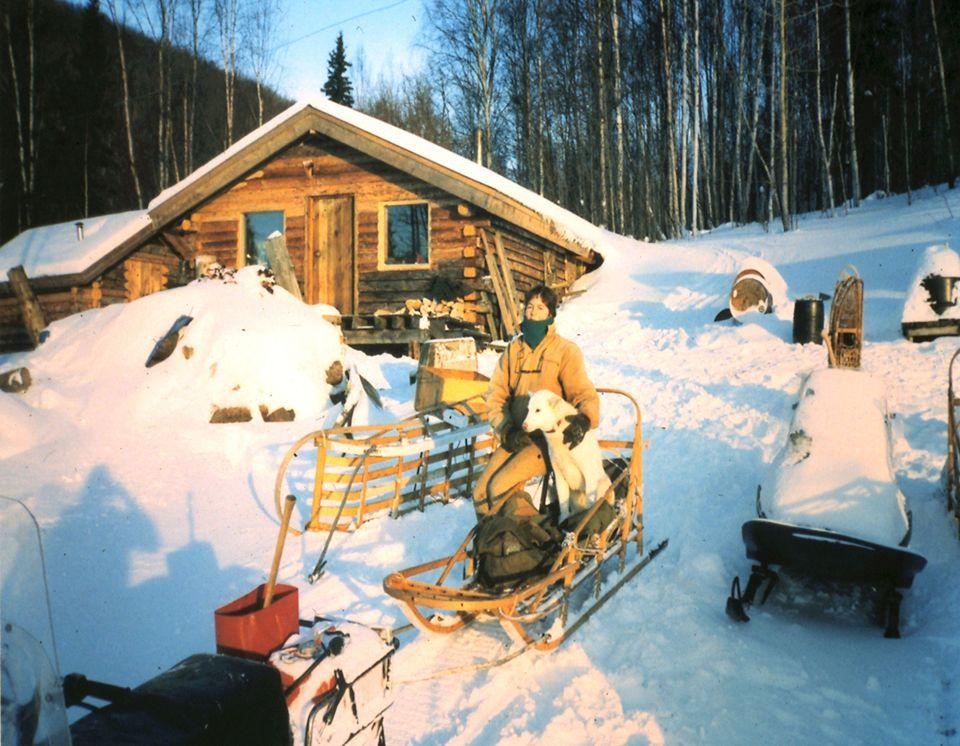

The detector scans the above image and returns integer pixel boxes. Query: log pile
[402,294,491,325]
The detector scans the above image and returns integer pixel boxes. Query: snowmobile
[1,496,397,745]
[945,348,960,538]
[725,368,927,638]
[274,399,494,537]
[382,389,668,652]
[901,244,960,342]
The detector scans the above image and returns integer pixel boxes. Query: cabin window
[382,202,429,267]
[244,211,284,267]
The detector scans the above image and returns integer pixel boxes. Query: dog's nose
[522,423,529,431]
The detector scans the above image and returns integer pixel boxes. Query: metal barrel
[792,297,824,344]
[730,269,773,317]
[923,274,958,315]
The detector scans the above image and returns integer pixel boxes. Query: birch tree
[843,0,860,207]
[214,0,240,147]
[929,0,955,187]
[3,0,36,227]
[105,0,143,208]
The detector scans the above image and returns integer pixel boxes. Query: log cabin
[0,98,608,353]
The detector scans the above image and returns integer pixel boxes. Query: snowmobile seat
[67,653,289,745]
[742,519,927,588]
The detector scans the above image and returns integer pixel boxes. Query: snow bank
[764,368,909,547]
[901,243,960,324]
[0,210,150,279]
[4,266,344,428]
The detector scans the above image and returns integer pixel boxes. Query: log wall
[0,241,183,352]
[186,134,591,317]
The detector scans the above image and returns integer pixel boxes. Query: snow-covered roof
[0,210,151,281]
[149,98,607,260]
[1,97,606,285]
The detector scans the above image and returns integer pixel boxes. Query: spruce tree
[322,33,354,107]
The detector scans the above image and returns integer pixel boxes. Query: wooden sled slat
[275,399,493,534]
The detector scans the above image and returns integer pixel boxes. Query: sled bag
[475,493,559,589]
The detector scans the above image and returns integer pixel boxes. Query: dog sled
[945,348,960,538]
[382,389,668,652]
[726,368,927,637]
[274,400,494,535]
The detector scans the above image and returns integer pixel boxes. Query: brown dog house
[0,99,606,353]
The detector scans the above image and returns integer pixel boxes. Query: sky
[273,0,426,101]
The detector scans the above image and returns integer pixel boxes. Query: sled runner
[726,368,927,637]
[275,399,495,534]
[827,265,864,369]
[382,389,668,652]
[946,348,960,538]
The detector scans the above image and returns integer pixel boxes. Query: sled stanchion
[309,445,377,583]
[310,433,328,530]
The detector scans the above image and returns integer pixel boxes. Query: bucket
[214,583,299,661]
[793,298,824,344]
[922,274,958,315]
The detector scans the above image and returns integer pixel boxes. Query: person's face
[524,294,551,321]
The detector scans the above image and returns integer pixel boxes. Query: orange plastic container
[214,583,299,660]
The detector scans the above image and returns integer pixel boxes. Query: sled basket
[275,398,495,534]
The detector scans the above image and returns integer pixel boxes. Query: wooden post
[7,266,46,348]
[479,231,516,336]
[492,232,522,319]
[264,233,303,301]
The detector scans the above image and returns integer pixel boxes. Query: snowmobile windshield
[1,497,70,745]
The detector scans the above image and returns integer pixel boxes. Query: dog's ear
[547,391,563,406]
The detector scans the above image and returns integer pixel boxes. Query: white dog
[522,389,612,520]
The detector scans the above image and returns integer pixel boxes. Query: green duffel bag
[474,492,560,590]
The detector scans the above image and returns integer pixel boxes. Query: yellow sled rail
[274,400,494,534]
[383,389,660,652]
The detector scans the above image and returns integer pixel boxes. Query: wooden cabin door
[308,196,354,314]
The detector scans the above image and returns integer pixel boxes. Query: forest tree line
[0,0,290,244]
[2,0,958,247]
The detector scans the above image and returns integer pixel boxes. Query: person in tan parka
[473,284,600,517]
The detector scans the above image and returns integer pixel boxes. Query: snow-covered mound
[902,243,960,324]
[1,266,343,436]
[764,368,909,547]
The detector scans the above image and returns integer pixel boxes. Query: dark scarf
[520,317,554,350]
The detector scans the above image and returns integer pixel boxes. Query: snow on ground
[2,186,960,744]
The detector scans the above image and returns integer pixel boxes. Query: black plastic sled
[726,519,928,638]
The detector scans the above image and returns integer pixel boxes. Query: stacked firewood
[402,296,491,324]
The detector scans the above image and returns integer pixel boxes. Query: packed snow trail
[1,186,959,743]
